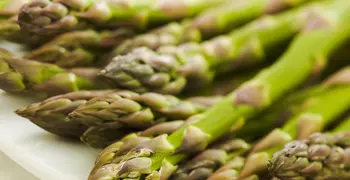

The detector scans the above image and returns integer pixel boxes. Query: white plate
[0,42,101,180]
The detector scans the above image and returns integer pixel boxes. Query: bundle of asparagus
[87,0,350,179]
[21,0,316,69]
[1,0,350,179]
[101,1,328,94]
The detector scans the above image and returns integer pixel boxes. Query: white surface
[0,151,38,180]
[0,92,101,180]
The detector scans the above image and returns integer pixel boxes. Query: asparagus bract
[0,52,111,96]
[269,117,350,180]
[24,29,135,68]
[101,2,323,94]
[18,0,226,36]
[68,90,223,129]
[16,90,114,138]
[114,0,318,56]
[239,68,350,178]
[170,139,250,180]
[89,1,350,179]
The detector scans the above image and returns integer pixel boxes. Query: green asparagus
[16,90,115,138]
[239,68,350,178]
[114,0,317,56]
[78,95,222,148]
[0,51,111,96]
[101,1,324,94]
[24,29,135,68]
[16,88,220,146]
[67,90,223,129]
[269,117,350,180]
[89,1,350,179]
[18,0,227,36]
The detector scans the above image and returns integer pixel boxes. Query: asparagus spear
[239,68,350,178]
[90,115,204,174]
[67,90,223,129]
[269,117,350,180]
[79,96,222,148]
[101,1,324,94]
[24,29,135,68]
[0,51,111,96]
[16,90,115,138]
[18,0,227,36]
[114,0,316,56]
[16,89,220,145]
[89,1,350,179]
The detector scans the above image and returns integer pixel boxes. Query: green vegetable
[89,1,350,179]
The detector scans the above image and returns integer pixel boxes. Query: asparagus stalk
[16,90,115,138]
[239,68,350,178]
[269,117,350,180]
[67,90,223,129]
[0,51,111,96]
[101,1,324,94]
[89,1,350,179]
[18,0,227,36]
[24,29,135,68]
[113,0,316,56]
